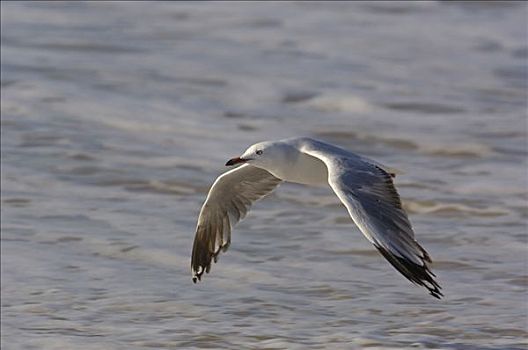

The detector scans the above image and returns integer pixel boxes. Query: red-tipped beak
[225,157,247,166]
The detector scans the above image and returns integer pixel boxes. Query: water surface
[1,2,527,349]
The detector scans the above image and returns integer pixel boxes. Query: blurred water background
[1,2,527,349]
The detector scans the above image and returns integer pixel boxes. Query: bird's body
[260,141,328,186]
[191,137,442,298]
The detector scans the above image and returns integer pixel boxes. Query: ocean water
[1,2,527,349]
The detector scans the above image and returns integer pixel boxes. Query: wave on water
[300,94,375,114]
[403,199,508,217]
[313,130,493,157]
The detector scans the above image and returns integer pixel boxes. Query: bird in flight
[191,137,442,298]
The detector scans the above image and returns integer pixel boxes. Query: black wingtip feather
[191,236,231,283]
[375,244,443,299]
[191,235,209,283]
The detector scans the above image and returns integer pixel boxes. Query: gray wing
[191,164,282,282]
[302,145,442,298]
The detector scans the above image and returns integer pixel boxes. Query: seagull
[191,137,442,298]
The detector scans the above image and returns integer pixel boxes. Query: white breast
[270,152,328,186]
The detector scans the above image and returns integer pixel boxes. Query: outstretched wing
[191,164,282,282]
[302,145,442,298]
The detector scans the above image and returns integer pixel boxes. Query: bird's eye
[256,150,263,155]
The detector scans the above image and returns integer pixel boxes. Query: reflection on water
[1,1,527,349]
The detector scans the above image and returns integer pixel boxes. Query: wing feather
[301,143,442,298]
[191,164,282,282]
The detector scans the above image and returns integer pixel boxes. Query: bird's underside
[190,138,442,299]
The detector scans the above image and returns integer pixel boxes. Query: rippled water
[1,2,527,349]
